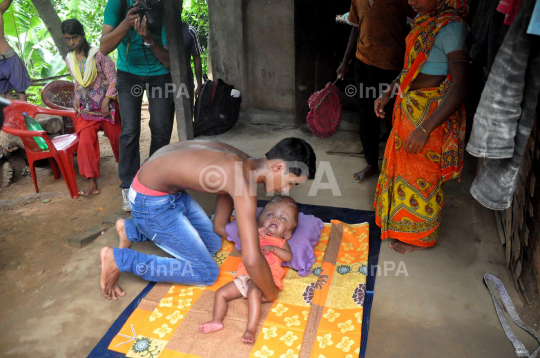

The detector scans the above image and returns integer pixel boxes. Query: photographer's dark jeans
[355,59,399,167]
[117,70,174,189]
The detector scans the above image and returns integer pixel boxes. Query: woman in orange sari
[374,0,468,253]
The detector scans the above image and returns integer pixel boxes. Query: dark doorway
[294,0,355,125]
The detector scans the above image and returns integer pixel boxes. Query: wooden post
[164,0,193,141]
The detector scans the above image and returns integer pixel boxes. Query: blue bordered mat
[88,202,382,358]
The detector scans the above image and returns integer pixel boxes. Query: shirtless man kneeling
[100,138,316,301]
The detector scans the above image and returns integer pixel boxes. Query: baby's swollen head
[258,196,299,240]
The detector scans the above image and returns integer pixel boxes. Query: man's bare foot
[116,219,132,249]
[353,165,380,183]
[199,320,224,334]
[79,178,100,196]
[242,330,255,343]
[388,241,426,254]
[100,247,126,300]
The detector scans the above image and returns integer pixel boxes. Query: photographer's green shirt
[104,0,169,76]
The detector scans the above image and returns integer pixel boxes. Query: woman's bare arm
[403,50,468,154]
[421,50,468,134]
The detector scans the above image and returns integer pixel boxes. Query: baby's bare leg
[242,281,263,343]
[200,281,242,334]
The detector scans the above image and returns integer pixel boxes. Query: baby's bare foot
[199,320,224,334]
[242,330,255,343]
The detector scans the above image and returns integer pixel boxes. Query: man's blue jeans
[113,188,222,286]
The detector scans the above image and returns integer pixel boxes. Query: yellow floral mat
[107,220,369,358]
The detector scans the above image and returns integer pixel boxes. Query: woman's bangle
[419,124,430,137]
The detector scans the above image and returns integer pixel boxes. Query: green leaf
[3,7,27,37]
[44,54,67,78]
[68,0,79,12]
[3,1,40,38]
[36,27,51,40]
[33,47,46,63]
[28,27,38,45]
[41,199,51,203]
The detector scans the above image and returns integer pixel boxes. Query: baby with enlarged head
[200,196,298,343]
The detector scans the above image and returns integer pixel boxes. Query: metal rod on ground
[164,0,193,141]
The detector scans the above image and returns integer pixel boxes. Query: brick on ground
[68,225,107,248]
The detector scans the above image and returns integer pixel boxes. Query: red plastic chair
[2,100,80,199]
[41,80,76,134]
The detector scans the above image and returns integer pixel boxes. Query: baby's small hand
[258,227,268,237]
[262,245,276,255]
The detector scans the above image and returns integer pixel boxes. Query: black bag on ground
[193,78,241,137]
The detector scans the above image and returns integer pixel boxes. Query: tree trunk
[164,0,193,141]
[30,0,70,58]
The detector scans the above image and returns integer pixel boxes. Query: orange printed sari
[374,0,468,247]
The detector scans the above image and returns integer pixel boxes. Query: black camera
[129,0,161,34]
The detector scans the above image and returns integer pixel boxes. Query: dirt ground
[2,108,540,356]
[0,105,159,322]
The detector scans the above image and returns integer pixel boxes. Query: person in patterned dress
[62,19,122,196]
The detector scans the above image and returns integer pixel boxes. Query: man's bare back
[138,140,252,194]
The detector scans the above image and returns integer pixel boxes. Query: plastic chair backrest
[3,102,49,153]
[42,80,75,110]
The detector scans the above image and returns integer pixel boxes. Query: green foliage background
[4,0,209,104]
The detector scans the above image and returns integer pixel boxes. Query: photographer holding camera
[100,0,173,211]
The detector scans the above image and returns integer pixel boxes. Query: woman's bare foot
[79,178,100,197]
[199,320,224,334]
[100,247,126,300]
[353,165,380,183]
[242,330,255,343]
[116,219,132,249]
[388,241,426,254]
